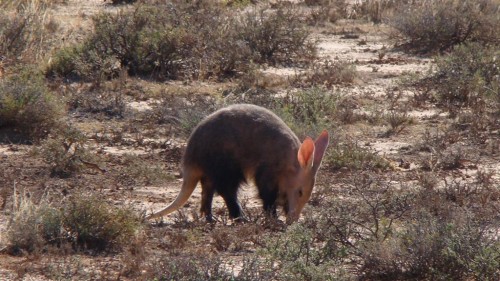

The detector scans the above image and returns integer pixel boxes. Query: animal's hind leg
[218,185,243,220]
[200,176,216,222]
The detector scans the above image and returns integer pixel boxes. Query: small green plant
[386,109,411,134]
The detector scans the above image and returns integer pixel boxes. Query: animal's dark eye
[298,189,303,197]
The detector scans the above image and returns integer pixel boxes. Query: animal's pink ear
[313,130,329,170]
[298,137,315,169]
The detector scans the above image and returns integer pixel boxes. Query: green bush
[0,68,64,142]
[278,88,340,138]
[390,0,500,53]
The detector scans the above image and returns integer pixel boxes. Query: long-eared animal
[147,104,329,223]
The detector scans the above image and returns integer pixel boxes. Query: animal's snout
[286,210,300,224]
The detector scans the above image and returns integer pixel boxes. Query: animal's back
[183,104,300,177]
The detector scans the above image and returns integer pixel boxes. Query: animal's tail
[146,169,200,220]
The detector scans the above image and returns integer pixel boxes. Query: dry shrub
[0,0,58,65]
[351,0,400,23]
[239,6,316,66]
[390,0,500,53]
[110,0,136,4]
[411,43,500,139]
[151,91,220,137]
[360,211,499,280]
[6,191,62,255]
[304,0,349,25]
[7,192,142,254]
[146,255,234,281]
[297,173,499,280]
[47,1,315,82]
[0,67,64,143]
[293,59,357,88]
[68,86,128,118]
[429,43,498,117]
[63,195,142,252]
[35,126,99,177]
[325,135,390,171]
[120,154,172,185]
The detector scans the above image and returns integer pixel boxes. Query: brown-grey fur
[147,103,329,223]
[184,104,300,220]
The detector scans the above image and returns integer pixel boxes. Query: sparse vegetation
[35,126,98,177]
[121,154,172,185]
[390,0,500,53]
[293,59,357,88]
[1,0,499,279]
[6,193,142,255]
[326,136,390,171]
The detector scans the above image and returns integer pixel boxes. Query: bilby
[147,104,329,223]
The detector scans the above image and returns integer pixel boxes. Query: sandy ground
[0,1,499,280]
